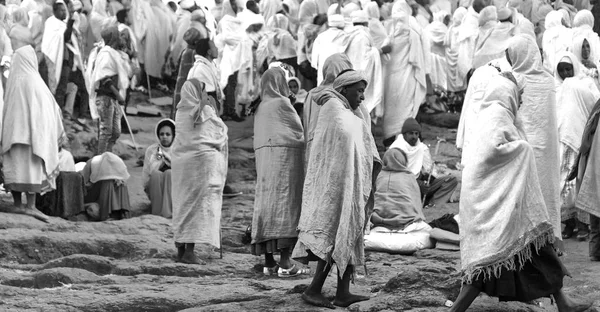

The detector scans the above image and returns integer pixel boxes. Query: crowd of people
[1,0,600,309]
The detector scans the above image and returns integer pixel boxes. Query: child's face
[288,80,299,94]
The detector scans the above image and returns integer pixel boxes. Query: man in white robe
[310,14,350,84]
[346,10,386,114]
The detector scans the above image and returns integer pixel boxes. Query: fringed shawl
[460,75,554,284]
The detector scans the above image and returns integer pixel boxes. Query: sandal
[263,265,279,276]
[277,265,310,278]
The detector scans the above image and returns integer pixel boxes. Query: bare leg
[25,193,49,222]
[181,243,201,264]
[265,253,277,267]
[301,259,334,309]
[11,191,23,208]
[333,265,370,307]
[449,284,480,312]
[554,289,593,312]
[279,248,292,269]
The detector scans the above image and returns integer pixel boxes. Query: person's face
[207,40,218,58]
[342,81,366,110]
[582,39,591,60]
[159,125,174,147]
[403,131,420,146]
[557,62,574,80]
[288,80,299,94]
[54,4,67,20]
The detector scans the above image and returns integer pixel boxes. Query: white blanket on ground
[460,76,554,284]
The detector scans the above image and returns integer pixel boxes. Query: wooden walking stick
[120,105,139,152]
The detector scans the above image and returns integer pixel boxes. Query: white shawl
[557,77,600,153]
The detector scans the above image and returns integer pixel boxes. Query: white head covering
[364,1,380,20]
[478,6,497,27]
[328,13,345,28]
[180,0,195,9]
[351,10,368,23]
[573,9,594,28]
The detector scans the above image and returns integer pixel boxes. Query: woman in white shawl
[446,7,467,93]
[7,8,33,50]
[573,10,600,62]
[473,7,515,69]
[542,10,572,73]
[554,52,582,119]
[259,0,283,25]
[450,71,592,312]
[364,1,388,50]
[251,68,308,277]
[425,11,449,91]
[1,45,64,222]
[142,118,175,218]
[507,34,562,245]
[572,35,600,91]
[172,77,228,264]
[266,13,297,69]
[382,0,429,141]
[557,74,599,241]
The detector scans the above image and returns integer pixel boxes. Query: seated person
[37,144,85,219]
[390,118,458,208]
[371,148,426,230]
[142,119,174,218]
[81,152,131,221]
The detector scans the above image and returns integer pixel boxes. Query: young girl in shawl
[252,68,309,277]
[142,119,175,218]
[89,25,129,154]
[287,76,307,119]
[1,45,64,223]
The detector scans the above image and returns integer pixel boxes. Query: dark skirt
[84,180,131,221]
[251,238,297,256]
[36,172,85,219]
[470,244,567,302]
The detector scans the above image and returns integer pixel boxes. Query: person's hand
[289,93,296,104]
[584,59,597,68]
[381,45,392,54]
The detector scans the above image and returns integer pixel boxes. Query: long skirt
[251,146,303,256]
[469,244,567,302]
[172,150,227,248]
[3,144,54,193]
[84,180,131,221]
[148,169,172,218]
[36,171,85,219]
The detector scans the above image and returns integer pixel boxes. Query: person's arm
[64,17,76,43]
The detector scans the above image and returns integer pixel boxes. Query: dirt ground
[0,96,599,312]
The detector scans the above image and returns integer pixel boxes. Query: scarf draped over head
[267,13,296,59]
[507,33,545,76]
[365,1,380,20]
[574,9,594,28]
[382,148,411,173]
[542,10,573,72]
[332,69,368,93]
[260,0,283,25]
[572,35,594,63]
[1,45,65,185]
[460,75,554,284]
[254,67,304,149]
[155,118,175,164]
[554,51,581,84]
[478,6,497,27]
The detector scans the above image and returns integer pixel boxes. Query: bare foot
[555,291,593,312]
[333,293,370,307]
[180,251,204,265]
[301,292,335,309]
[28,207,50,223]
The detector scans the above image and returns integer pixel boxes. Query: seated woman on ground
[142,118,175,218]
[80,152,131,221]
[370,148,426,230]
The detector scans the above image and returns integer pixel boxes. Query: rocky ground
[0,94,599,311]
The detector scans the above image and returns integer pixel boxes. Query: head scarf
[554,51,582,83]
[364,1,380,20]
[328,13,345,28]
[507,34,545,76]
[261,67,291,99]
[558,8,571,27]
[572,35,594,62]
[321,53,353,86]
[154,118,175,164]
[545,10,563,29]
[452,7,467,27]
[382,148,411,172]
[332,70,368,93]
[11,7,28,27]
[574,9,594,28]
[267,12,289,30]
[298,0,318,24]
[351,10,368,24]
[478,6,497,27]
[101,25,120,46]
